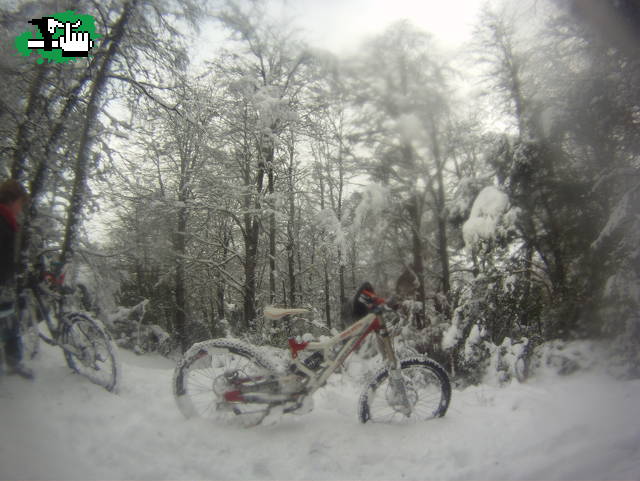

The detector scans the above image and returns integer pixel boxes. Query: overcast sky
[283,0,486,54]
[194,0,488,63]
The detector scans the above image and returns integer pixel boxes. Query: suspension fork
[376,321,412,416]
[376,324,398,368]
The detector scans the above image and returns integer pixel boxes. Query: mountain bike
[173,287,451,426]
[16,257,120,392]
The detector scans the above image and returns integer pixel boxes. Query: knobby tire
[173,338,279,427]
[61,312,120,392]
[359,357,451,424]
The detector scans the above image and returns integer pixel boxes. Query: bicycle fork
[376,327,412,417]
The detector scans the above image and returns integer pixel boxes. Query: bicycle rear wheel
[359,357,451,423]
[173,339,279,427]
[61,312,120,392]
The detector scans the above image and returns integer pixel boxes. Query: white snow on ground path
[1,341,640,481]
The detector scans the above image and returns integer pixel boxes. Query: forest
[1,0,639,383]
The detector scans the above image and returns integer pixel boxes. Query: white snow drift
[1,340,639,480]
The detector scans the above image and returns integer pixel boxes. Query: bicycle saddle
[263,306,309,320]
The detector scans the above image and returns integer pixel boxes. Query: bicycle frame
[285,309,400,398]
[175,294,454,423]
[26,277,68,346]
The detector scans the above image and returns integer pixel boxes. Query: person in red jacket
[0,179,32,379]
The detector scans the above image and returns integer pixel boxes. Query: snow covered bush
[445,319,602,386]
[442,261,546,385]
[107,300,177,356]
[461,324,492,384]
[484,337,528,385]
[250,309,332,352]
[442,318,524,387]
[462,185,515,247]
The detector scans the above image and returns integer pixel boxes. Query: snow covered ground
[1,340,639,481]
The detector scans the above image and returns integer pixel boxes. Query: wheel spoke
[360,359,451,424]
[63,314,119,392]
[174,340,277,426]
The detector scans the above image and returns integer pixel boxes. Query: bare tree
[351,20,454,326]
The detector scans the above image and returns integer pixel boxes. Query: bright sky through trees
[285,0,485,54]
[193,0,486,63]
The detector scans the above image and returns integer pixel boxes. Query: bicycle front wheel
[359,357,451,424]
[61,312,120,392]
[173,339,279,427]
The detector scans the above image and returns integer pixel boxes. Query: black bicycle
[18,258,120,392]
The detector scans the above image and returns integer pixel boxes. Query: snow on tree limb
[462,185,510,246]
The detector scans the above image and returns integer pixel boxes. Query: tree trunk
[243,233,258,329]
[264,137,277,305]
[339,255,347,331]
[243,156,265,329]
[402,141,427,329]
[60,0,138,266]
[408,194,426,329]
[216,224,230,322]
[16,67,93,293]
[17,71,90,289]
[11,63,47,181]
[287,217,296,307]
[324,263,332,330]
[175,207,188,351]
[268,170,276,304]
[432,129,451,319]
[336,143,346,331]
[286,145,297,307]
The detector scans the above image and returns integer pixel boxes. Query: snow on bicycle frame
[173,286,451,425]
[264,299,385,395]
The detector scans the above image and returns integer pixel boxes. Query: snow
[2,341,640,480]
[464,324,483,361]
[353,184,390,229]
[462,186,510,247]
[316,208,349,264]
[441,319,461,351]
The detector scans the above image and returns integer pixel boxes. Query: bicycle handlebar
[358,290,401,314]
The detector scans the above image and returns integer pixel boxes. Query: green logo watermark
[15,10,100,64]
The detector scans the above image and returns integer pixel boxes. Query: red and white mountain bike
[173,287,451,426]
